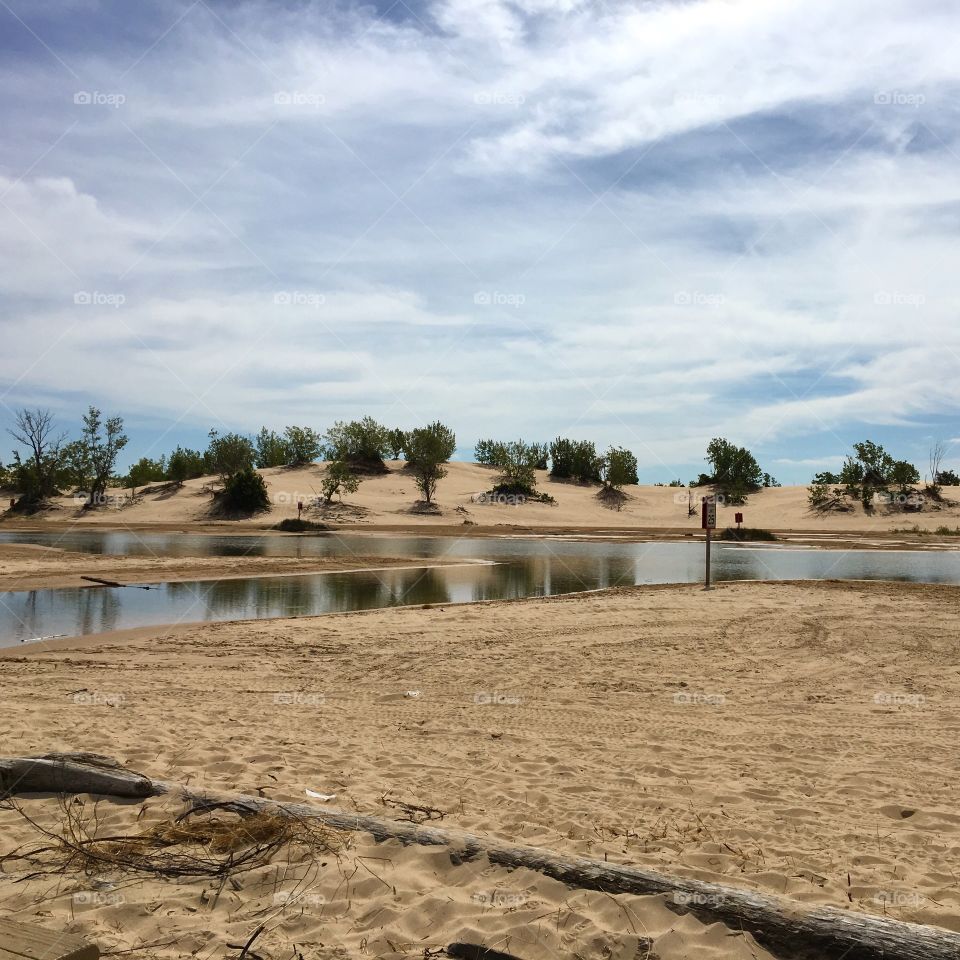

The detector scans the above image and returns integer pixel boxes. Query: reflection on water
[1,531,958,644]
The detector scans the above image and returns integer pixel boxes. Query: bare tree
[929,440,946,495]
[7,408,66,501]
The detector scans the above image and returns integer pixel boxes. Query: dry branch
[2,753,958,960]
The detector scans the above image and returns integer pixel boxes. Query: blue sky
[1,0,958,483]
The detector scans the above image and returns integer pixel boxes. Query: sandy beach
[2,579,958,958]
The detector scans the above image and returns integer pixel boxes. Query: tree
[321,460,361,503]
[890,459,920,494]
[475,439,503,466]
[387,428,406,461]
[283,426,323,466]
[322,417,391,472]
[493,440,541,495]
[255,428,288,469]
[220,467,270,514]
[936,468,960,486]
[205,430,255,482]
[126,456,166,495]
[549,438,603,484]
[7,408,66,504]
[812,471,840,485]
[602,447,638,490]
[167,447,205,486]
[929,441,947,494]
[81,407,128,507]
[404,421,456,504]
[704,438,765,503]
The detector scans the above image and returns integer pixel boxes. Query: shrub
[219,467,270,515]
[704,438,767,503]
[274,518,329,532]
[167,446,206,485]
[719,527,778,541]
[323,418,390,473]
[255,428,288,468]
[387,428,406,461]
[493,440,542,495]
[475,439,503,466]
[602,446,638,489]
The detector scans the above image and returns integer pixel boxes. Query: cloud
[0,0,958,482]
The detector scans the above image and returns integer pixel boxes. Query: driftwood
[2,754,959,960]
[80,577,152,590]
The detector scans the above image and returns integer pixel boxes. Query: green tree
[81,407,128,507]
[255,428,288,468]
[602,447,638,489]
[387,428,406,461]
[167,446,206,485]
[475,439,504,466]
[322,417,391,472]
[550,438,603,483]
[704,438,765,503]
[205,430,256,482]
[404,421,456,503]
[493,440,541,495]
[283,426,323,466]
[126,456,167,494]
[321,460,361,503]
[890,459,920,493]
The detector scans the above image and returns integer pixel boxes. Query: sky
[1,0,958,483]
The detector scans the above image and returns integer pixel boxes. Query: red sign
[735,512,743,525]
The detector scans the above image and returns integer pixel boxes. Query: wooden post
[705,526,712,589]
[0,918,99,960]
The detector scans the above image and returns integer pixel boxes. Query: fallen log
[1,753,958,960]
[80,577,152,590]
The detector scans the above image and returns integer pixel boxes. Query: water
[1,531,958,645]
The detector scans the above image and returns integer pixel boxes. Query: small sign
[701,498,717,530]
[735,511,743,525]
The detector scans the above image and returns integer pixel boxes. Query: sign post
[701,496,717,589]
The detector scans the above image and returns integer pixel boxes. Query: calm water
[1,531,958,645]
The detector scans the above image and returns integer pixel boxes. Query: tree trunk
[2,754,958,960]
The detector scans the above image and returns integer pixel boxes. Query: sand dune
[9,460,960,533]
[1,580,957,958]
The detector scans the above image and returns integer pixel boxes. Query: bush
[206,430,256,481]
[323,417,390,473]
[704,438,768,503]
[602,446,638,489]
[475,439,503,466]
[284,426,323,466]
[719,527,778,541]
[167,446,206,485]
[219,467,270,515]
[274,518,329,532]
[493,440,542,495]
[254,428,288,468]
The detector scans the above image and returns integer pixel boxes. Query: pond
[1,531,957,645]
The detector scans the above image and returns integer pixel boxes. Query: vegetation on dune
[216,467,271,516]
[691,437,778,505]
[719,527,778,542]
[274,517,329,532]
[403,421,456,505]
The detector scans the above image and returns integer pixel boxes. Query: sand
[6,460,960,534]
[0,542,462,592]
[2,580,958,958]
